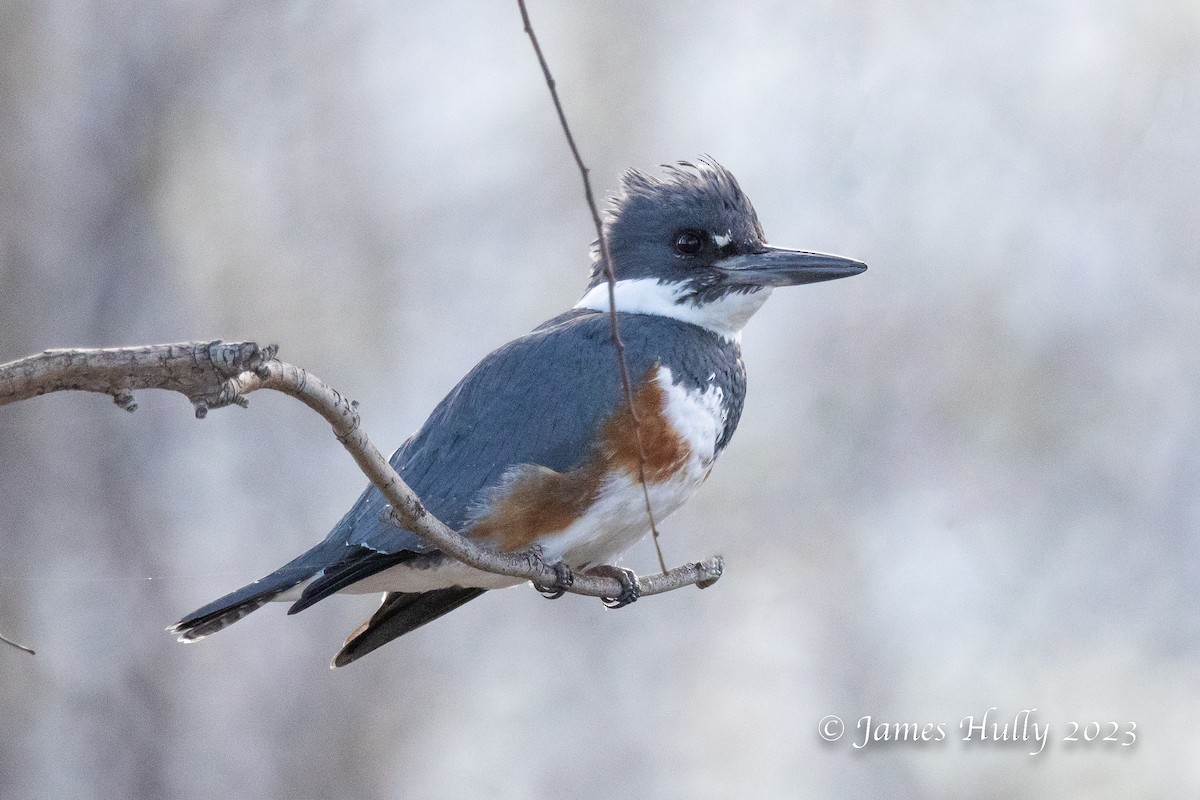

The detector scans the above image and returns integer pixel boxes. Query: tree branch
[0,631,35,656]
[0,341,273,415]
[0,342,723,615]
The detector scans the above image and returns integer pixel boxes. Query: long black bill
[713,245,867,287]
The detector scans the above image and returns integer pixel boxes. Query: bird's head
[577,158,866,338]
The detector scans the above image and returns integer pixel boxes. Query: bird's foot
[588,564,641,609]
[527,545,575,599]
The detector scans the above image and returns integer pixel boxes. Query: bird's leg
[587,564,641,609]
[525,544,575,600]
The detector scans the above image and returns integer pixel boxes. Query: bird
[170,158,866,667]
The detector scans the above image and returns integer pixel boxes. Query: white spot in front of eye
[712,231,732,248]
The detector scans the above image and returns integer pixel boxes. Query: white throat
[574,279,771,340]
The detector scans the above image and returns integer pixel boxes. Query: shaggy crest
[588,157,765,281]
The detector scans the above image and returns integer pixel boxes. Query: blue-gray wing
[329,309,658,556]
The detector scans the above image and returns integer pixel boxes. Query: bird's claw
[535,561,574,599]
[528,545,574,600]
[588,564,641,609]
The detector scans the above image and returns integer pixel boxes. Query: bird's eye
[673,230,707,256]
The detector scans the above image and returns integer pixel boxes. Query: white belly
[524,364,727,567]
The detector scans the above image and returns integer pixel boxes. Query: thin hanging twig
[516,0,668,574]
[0,631,35,656]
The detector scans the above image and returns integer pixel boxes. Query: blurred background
[1,1,1198,797]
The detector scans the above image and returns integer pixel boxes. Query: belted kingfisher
[171,158,865,666]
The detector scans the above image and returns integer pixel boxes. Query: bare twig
[0,631,35,656]
[516,0,668,574]
[0,342,723,609]
[0,341,272,414]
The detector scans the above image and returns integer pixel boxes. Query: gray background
[2,1,1197,798]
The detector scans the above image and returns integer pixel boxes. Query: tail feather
[287,549,411,615]
[170,565,315,642]
[332,587,486,668]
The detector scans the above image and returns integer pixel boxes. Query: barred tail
[169,565,315,642]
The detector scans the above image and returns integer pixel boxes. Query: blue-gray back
[325,308,747,555]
